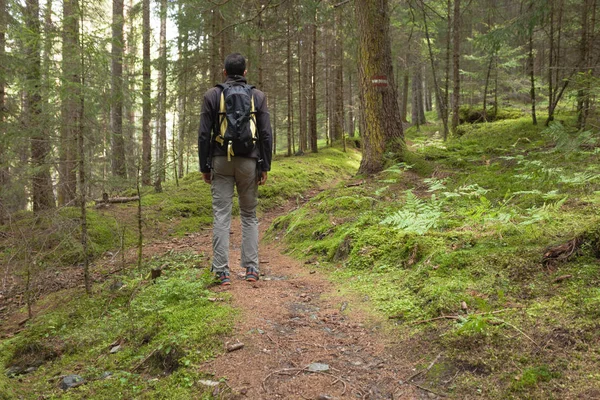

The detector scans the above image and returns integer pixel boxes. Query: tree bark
[286,6,293,156]
[528,0,537,125]
[0,0,7,224]
[154,0,167,192]
[26,0,55,212]
[443,0,451,139]
[59,0,80,207]
[310,11,318,153]
[451,0,461,133]
[577,0,591,129]
[111,0,126,178]
[355,0,404,175]
[177,28,188,179]
[297,28,306,154]
[142,0,151,185]
[348,69,355,137]
[332,6,344,143]
[0,0,8,223]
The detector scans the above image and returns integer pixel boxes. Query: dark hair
[224,53,246,76]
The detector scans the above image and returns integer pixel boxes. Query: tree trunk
[355,0,404,175]
[528,0,537,125]
[332,7,344,143]
[400,64,410,123]
[124,0,137,180]
[59,0,80,207]
[177,32,188,179]
[482,55,494,122]
[154,0,167,192]
[451,0,461,133]
[310,13,318,153]
[444,0,452,140]
[297,29,306,154]
[348,70,355,137]
[286,7,293,157]
[26,0,55,212]
[577,0,591,129]
[111,0,126,178]
[142,0,151,185]
[78,0,89,294]
[0,0,6,224]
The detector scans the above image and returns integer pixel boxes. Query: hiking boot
[245,267,259,282]
[216,272,231,286]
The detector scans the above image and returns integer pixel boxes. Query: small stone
[25,367,37,374]
[307,362,330,372]
[5,366,23,377]
[240,388,248,395]
[198,379,220,387]
[100,371,113,380]
[109,281,124,291]
[60,375,85,390]
[351,361,362,366]
[257,329,265,334]
[461,301,468,310]
[317,395,333,400]
[109,345,122,354]
[427,392,437,399]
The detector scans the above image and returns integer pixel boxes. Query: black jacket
[198,76,273,173]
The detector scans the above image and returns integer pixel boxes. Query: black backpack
[213,82,257,160]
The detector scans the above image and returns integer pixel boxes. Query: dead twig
[415,384,448,397]
[552,274,573,283]
[412,308,512,325]
[405,352,442,382]
[132,348,157,371]
[491,318,540,348]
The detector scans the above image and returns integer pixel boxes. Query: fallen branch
[94,196,140,205]
[411,308,512,325]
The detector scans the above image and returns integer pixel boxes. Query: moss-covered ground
[0,148,360,399]
[269,117,600,399]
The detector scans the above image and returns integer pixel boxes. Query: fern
[380,191,444,235]
[544,121,598,153]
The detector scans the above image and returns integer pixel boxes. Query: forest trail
[195,198,423,400]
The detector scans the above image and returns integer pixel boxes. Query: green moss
[0,252,231,399]
[269,116,600,399]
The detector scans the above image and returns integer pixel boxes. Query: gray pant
[211,156,259,275]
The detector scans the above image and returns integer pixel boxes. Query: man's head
[224,53,247,77]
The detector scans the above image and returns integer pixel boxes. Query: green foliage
[380,191,443,235]
[0,252,231,399]
[511,365,558,391]
[270,116,600,399]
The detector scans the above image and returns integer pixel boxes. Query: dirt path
[196,203,423,400]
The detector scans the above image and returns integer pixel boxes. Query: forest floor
[193,192,423,400]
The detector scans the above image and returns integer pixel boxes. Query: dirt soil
[195,201,426,400]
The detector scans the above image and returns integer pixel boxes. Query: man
[198,53,273,286]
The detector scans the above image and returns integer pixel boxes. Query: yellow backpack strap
[250,94,257,140]
[215,91,226,146]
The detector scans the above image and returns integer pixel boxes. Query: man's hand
[258,171,268,186]
[202,172,212,184]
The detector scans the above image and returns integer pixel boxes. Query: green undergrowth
[141,147,360,237]
[1,251,232,399]
[269,116,600,399]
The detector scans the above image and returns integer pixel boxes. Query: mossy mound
[270,116,600,399]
